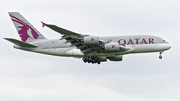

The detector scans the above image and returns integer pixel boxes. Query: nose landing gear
[159,52,163,59]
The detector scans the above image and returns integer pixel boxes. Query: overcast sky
[0,0,180,101]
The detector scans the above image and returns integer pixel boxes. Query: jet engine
[83,36,99,44]
[107,55,123,61]
[98,57,107,62]
[104,43,120,51]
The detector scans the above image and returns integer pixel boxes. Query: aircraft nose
[166,43,171,50]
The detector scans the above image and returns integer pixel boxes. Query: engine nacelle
[98,57,107,62]
[107,55,123,61]
[104,43,120,51]
[83,36,99,44]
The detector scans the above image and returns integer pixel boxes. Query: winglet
[41,21,47,27]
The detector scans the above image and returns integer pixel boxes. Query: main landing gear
[159,52,163,59]
[82,56,100,64]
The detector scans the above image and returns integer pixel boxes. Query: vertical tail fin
[8,12,45,42]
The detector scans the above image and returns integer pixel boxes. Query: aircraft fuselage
[14,35,171,57]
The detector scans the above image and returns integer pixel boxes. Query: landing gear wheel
[159,52,163,59]
[97,61,100,64]
[82,56,100,64]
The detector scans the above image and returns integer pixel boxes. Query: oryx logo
[10,15,39,42]
[112,45,115,48]
[91,38,94,41]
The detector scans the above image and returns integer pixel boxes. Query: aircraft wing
[44,23,80,36]
[43,22,129,56]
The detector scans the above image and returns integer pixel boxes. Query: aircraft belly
[32,48,71,56]
[65,49,84,56]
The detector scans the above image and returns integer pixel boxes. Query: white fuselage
[14,35,171,58]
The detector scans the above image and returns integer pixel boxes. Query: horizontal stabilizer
[4,38,38,48]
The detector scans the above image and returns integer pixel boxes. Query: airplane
[4,12,171,64]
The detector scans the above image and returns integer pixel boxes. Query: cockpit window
[162,40,169,43]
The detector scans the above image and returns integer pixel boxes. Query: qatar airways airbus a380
[5,12,171,64]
